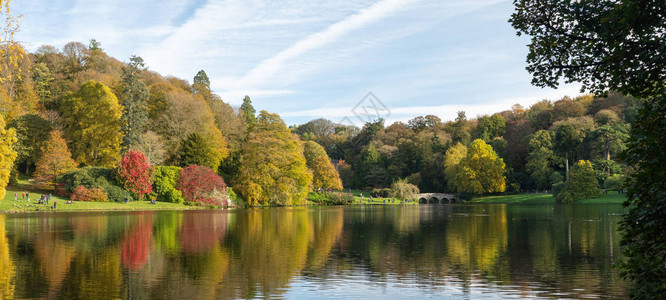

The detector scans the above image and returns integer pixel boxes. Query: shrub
[102,183,134,202]
[371,188,392,198]
[71,185,108,202]
[58,167,115,194]
[456,191,475,202]
[177,165,226,206]
[604,174,625,190]
[150,166,184,203]
[226,187,243,206]
[556,160,601,203]
[552,182,565,198]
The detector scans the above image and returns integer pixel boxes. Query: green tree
[33,130,77,189]
[32,62,54,101]
[60,80,122,167]
[553,124,581,179]
[557,160,600,203]
[476,114,506,141]
[457,139,506,194]
[178,133,220,171]
[525,130,557,190]
[0,115,16,200]
[192,69,211,97]
[120,55,149,150]
[447,111,471,145]
[240,95,256,127]
[7,114,52,174]
[149,166,184,203]
[390,178,419,201]
[510,1,666,295]
[234,111,311,206]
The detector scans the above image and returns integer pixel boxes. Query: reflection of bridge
[417,193,456,204]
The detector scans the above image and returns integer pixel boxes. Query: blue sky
[14,0,582,125]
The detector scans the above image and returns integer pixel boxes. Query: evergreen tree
[240,95,256,127]
[120,55,149,150]
[178,133,219,171]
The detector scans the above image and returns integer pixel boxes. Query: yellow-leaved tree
[302,140,342,190]
[443,142,467,192]
[234,111,311,206]
[0,0,22,84]
[0,114,16,200]
[458,139,506,194]
[60,80,122,167]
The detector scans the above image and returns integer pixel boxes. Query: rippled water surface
[0,204,628,299]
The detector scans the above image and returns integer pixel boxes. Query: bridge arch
[416,193,456,204]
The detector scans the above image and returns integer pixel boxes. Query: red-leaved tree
[118,149,154,200]
[177,165,227,206]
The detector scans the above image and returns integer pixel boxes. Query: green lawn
[0,177,201,213]
[471,192,627,204]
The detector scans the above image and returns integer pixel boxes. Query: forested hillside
[0,40,636,205]
[295,93,638,198]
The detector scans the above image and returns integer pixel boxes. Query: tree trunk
[565,153,569,180]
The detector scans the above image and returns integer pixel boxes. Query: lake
[0,204,628,299]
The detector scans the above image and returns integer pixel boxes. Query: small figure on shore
[14,193,16,201]
[21,192,25,200]
[53,200,57,209]
[124,196,129,204]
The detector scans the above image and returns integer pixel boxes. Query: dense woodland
[0,39,637,206]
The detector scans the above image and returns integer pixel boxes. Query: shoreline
[1,190,627,214]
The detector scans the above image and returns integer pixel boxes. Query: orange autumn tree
[34,130,77,189]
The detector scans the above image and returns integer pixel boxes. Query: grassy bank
[470,192,627,204]
[0,178,201,213]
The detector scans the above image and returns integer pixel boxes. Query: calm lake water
[0,204,628,299]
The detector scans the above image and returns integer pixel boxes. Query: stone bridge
[417,193,456,204]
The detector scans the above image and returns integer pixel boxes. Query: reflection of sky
[14,0,581,125]
[285,273,553,299]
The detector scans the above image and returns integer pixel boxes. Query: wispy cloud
[236,0,416,89]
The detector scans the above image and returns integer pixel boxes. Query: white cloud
[236,0,416,89]
[280,84,583,125]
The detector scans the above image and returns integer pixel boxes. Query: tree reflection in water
[0,204,627,298]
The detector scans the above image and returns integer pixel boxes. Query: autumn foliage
[70,186,108,202]
[121,215,153,270]
[0,115,17,200]
[117,150,153,200]
[177,165,227,206]
[34,130,77,189]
